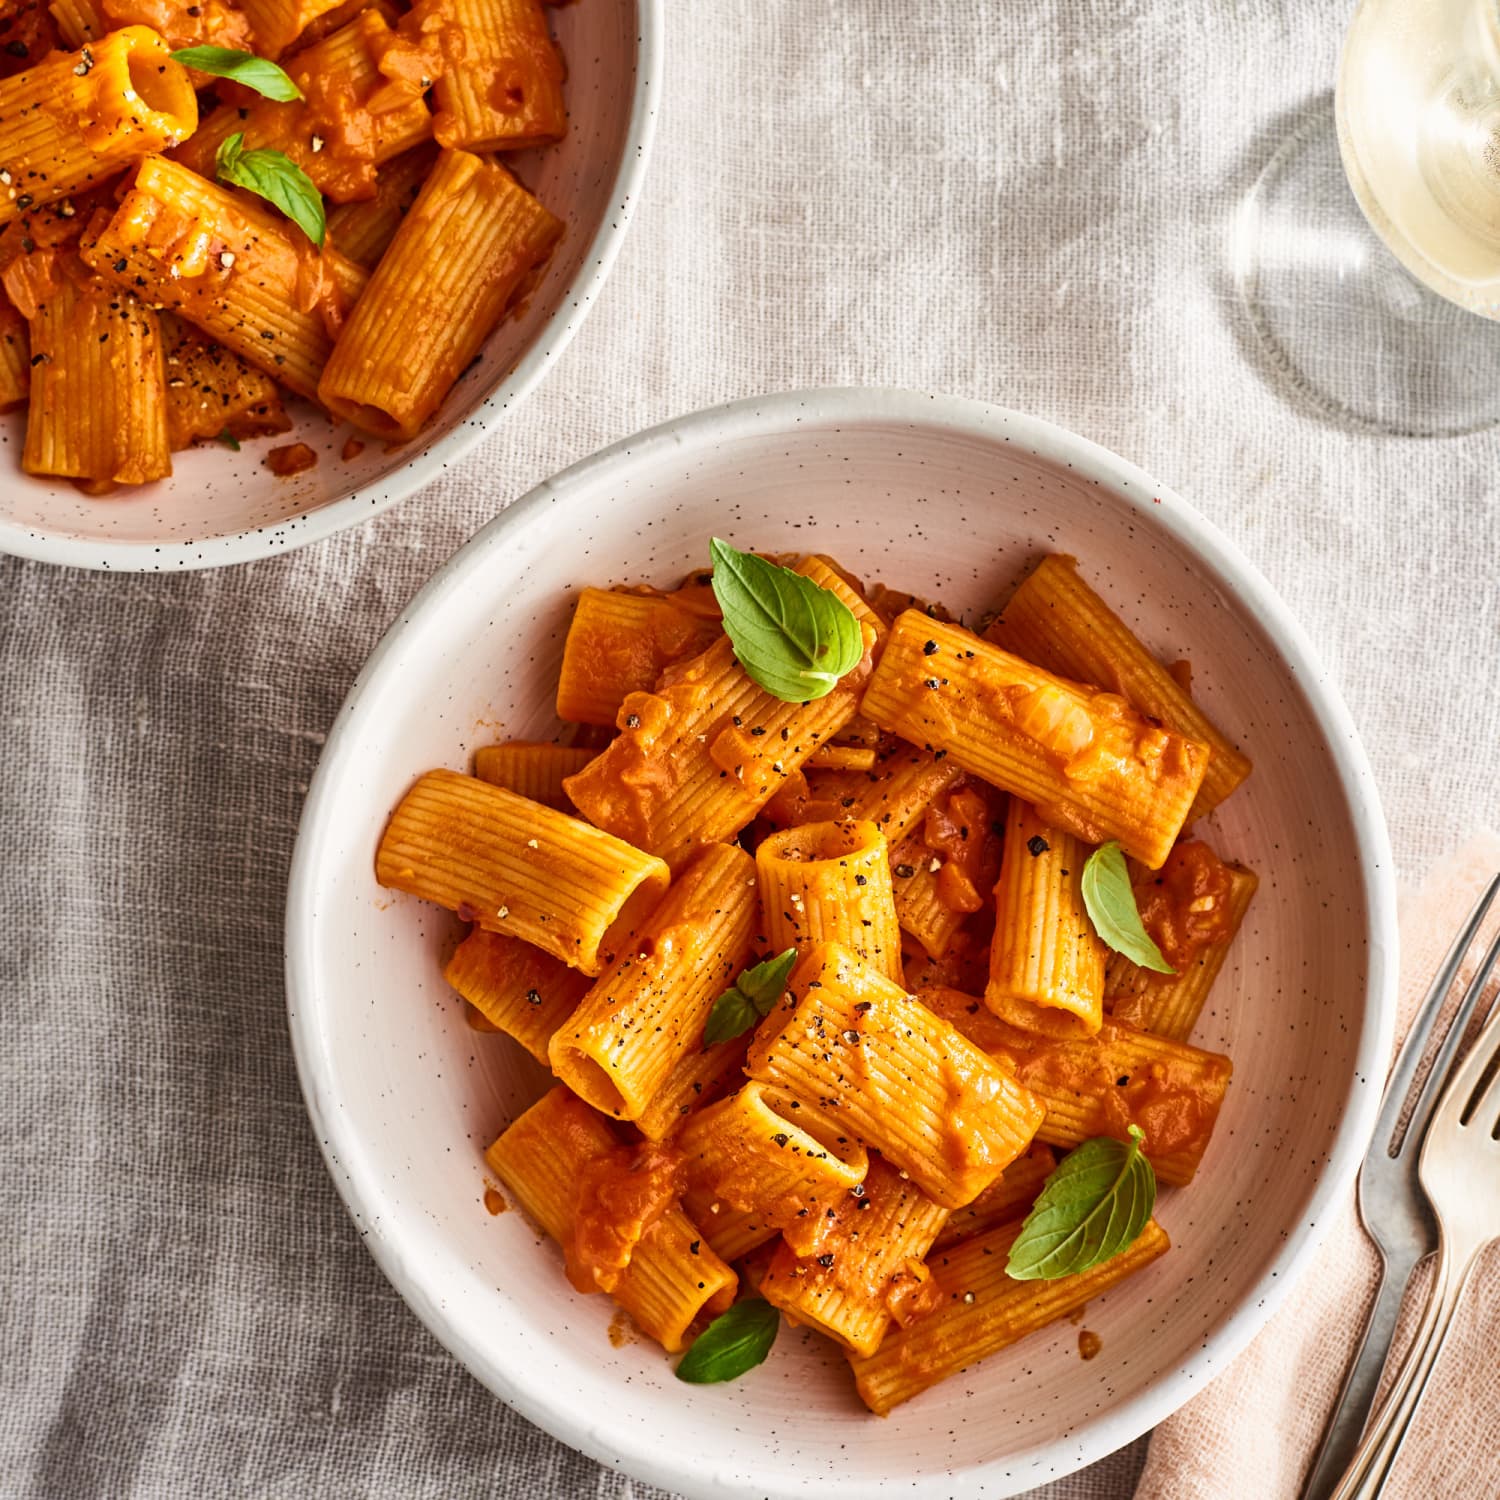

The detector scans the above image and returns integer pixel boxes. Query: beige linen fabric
[2,1,1498,1497]
[1137,834,1500,1500]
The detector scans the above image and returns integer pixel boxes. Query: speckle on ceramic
[285,390,1398,1500]
[0,1,661,573]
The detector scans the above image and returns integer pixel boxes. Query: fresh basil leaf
[215,133,325,247]
[675,1298,779,1383]
[170,46,303,101]
[702,948,797,1047]
[1006,1125,1156,1281]
[1080,841,1174,973]
[709,538,864,702]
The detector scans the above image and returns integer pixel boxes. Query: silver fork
[1326,942,1500,1498]
[1301,875,1500,1500]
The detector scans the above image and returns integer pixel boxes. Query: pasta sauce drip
[1131,840,1236,969]
[920,784,1001,914]
[565,1139,686,1295]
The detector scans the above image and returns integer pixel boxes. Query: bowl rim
[0,0,663,575]
[285,386,1399,1498]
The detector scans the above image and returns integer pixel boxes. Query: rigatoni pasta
[680,1081,867,1262]
[1105,843,1258,1040]
[81,155,369,403]
[849,1216,1171,1414]
[564,569,879,870]
[375,768,669,975]
[555,585,724,727]
[473,741,593,809]
[318,148,562,441]
[759,1155,949,1356]
[443,926,591,1064]
[547,841,757,1118]
[990,554,1252,818]
[385,540,1255,1407]
[746,941,1046,1208]
[862,611,1211,869]
[755,819,903,981]
[407,0,566,152]
[0,29,197,225]
[986,800,1106,1038]
[3,249,170,486]
[485,1086,736,1352]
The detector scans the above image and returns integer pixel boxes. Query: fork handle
[1326,1240,1480,1500]
[1300,1254,1419,1500]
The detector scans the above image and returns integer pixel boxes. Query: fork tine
[1427,980,1500,1140]
[1375,873,1500,1156]
[1392,923,1500,1154]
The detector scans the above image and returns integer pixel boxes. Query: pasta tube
[443,927,590,1063]
[861,611,1211,869]
[0,29,196,227]
[81,156,369,403]
[890,833,966,959]
[1106,846,1257,1041]
[232,0,349,55]
[324,142,438,267]
[547,842,758,1119]
[746,943,1046,1209]
[985,801,1106,1038]
[990,554,1252,818]
[318,148,562,440]
[406,0,566,152]
[633,1033,749,1142]
[680,1082,868,1262]
[4,250,169,485]
[486,1087,736,1352]
[756,819,903,981]
[554,586,723,728]
[375,769,669,975]
[48,0,107,47]
[473,741,593,809]
[564,570,879,871]
[849,1217,1171,1415]
[760,1155,949,1357]
[0,298,28,410]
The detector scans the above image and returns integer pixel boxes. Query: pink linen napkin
[1134,832,1500,1500]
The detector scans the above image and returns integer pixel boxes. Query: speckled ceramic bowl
[286,389,1397,1499]
[0,1,659,572]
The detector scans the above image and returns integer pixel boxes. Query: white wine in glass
[1233,0,1500,435]
[1339,0,1500,314]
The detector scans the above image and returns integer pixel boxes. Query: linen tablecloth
[3,2,1498,1496]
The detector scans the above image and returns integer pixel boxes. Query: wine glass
[1233,0,1500,436]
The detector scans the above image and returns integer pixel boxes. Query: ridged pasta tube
[862,611,1210,869]
[375,769,669,975]
[547,842,758,1119]
[746,942,1046,1209]
[756,819,903,981]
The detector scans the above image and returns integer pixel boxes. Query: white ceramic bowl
[286,389,1397,1498]
[0,1,660,572]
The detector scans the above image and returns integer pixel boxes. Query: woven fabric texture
[2,1,1498,1497]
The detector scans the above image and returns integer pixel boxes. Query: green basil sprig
[215,132,325,247]
[170,46,303,101]
[709,538,863,702]
[1080,841,1174,973]
[1006,1126,1157,1281]
[702,948,797,1047]
[675,1298,780,1383]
